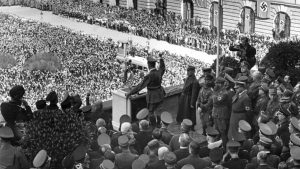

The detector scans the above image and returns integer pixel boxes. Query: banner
[244,8,251,33]
[213,3,219,27]
[279,13,286,32]
[257,0,270,19]
[196,0,207,8]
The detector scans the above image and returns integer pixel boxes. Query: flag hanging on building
[196,0,207,8]
[257,0,270,19]
[213,3,219,27]
[244,8,251,33]
[279,13,286,32]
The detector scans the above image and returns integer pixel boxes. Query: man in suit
[135,120,153,154]
[176,141,211,169]
[228,77,252,141]
[115,135,138,169]
[177,66,200,126]
[126,54,165,126]
[174,133,191,161]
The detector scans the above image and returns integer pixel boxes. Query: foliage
[24,52,62,72]
[211,56,240,78]
[23,108,88,169]
[0,53,17,69]
[261,40,300,86]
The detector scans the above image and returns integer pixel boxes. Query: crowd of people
[0,13,206,109]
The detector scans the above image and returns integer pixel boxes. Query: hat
[164,152,177,165]
[147,56,156,63]
[206,126,219,137]
[136,108,149,120]
[215,77,226,84]
[33,150,49,168]
[259,136,272,147]
[119,114,131,124]
[100,160,114,169]
[132,159,146,169]
[147,139,159,149]
[239,120,251,132]
[72,145,88,161]
[96,118,106,128]
[181,164,195,169]
[121,122,131,133]
[226,140,241,148]
[138,154,150,165]
[118,135,129,147]
[9,85,25,98]
[0,126,14,138]
[202,67,212,72]
[240,61,250,68]
[81,105,92,113]
[259,123,273,136]
[209,148,223,163]
[187,65,196,71]
[291,146,300,160]
[290,133,300,146]
[265,69,275,78]
[161,111,173,124]
[97,133,111,146]
[291,117,300,132]
[269,88,277,95]
[46,91,58,102]
[182,119,193,127]
[35,100,46,110]
[266,121,278,135]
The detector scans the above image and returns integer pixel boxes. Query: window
[210,2,223,29]
[240,7,255,34]
[274,12,291,39]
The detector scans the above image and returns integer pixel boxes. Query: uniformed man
[33,150,51,169]
[160,111,173,144]
[177,66,200,126]
[132,108,150,133]
[228,80,252,141]
[115,135,139,169]
[222,140,248,169]
[212,76,232,148]
[169,119,192,151]
[0,127,31,169]
[206,126,223,150]
[198,67,214,87]
[206,148,224,169]
[196,74,214,134]
[235,61,251,80]
[238,120,254,152]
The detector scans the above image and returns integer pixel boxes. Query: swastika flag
[257,0,270,19]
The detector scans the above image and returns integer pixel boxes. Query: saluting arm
[158,55,165,77]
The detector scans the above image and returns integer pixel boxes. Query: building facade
[103,0,300,38]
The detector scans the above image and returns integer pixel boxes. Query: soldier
[132,108,150,133]
[169,119,193,152]
[211,77,232,148]
[235,61,251,80]
[160,111,173,145]
[196,74,214,134]
[177,66,200,126]
[115,135,139,169]
[198,67,214,87]
[126,54,165,126]
[265,87,280,122]
[228,79,252,141]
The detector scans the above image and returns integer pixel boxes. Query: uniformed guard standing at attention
[211,77,232,148]
[160,111,173,145]
[177,66,200,126]
[228,79,252,141]
[196,74,214,134]
[126,53,165,126]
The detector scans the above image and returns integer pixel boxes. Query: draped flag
[279,13,286,32]
[213,3,219,27]
[257,0,270,19]
[244,7,251,33]
[196,0,207,8]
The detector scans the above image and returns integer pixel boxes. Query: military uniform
[197,84,213,132]
[228,85,252,141]
[177,66,200,124]
[127,56,165,114]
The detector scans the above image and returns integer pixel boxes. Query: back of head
[189,141,200,155]
[158,147,169,160]
[179,133,191,147]
[152,128,162,140]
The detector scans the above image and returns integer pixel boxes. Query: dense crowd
[0,13,206,109]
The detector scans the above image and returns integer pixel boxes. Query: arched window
[274,12,291,39]
[183,0,194,21]
[210,2,223,29]
[240,7,255,34]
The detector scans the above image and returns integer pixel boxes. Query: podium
[111,85,183,130]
